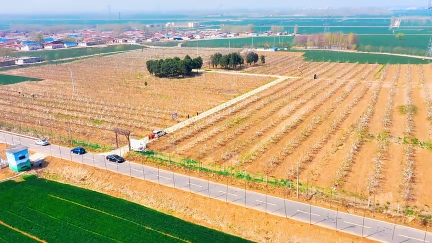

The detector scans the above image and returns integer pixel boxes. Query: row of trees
[146,55,203,78]
[209,52,264,69]
[220,24,254,33]
[0,47,16,57]
[293,32,358,50]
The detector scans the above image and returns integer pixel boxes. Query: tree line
[146,55,203,78]
[210,52,264,69]
[293,32,358,50]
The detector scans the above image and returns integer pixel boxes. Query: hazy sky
[1,0,428,13]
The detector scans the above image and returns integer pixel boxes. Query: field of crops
[151,53,432,209]
[245,51,383,76]
[0,48,272,149]
[356,35,431,56]
[299,50,430,64]
[0,74,42,85]
[182,36,293,48]
[17,44,143,61]
[154,34,432,57]
[0,175,249,242]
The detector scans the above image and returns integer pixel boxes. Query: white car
[153,130,167,138]
[35,139,49,146]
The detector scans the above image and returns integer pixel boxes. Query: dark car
[106,154,125,163]
[71,147,86,155]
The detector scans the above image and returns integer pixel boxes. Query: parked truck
[130,139,147,151]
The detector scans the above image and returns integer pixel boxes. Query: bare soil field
[150,62,432,217]
[0,49,273,149]
[38,156,375,243]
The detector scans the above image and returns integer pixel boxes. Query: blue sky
[1,0,428,13]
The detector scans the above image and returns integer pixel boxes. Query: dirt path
[163,72,293,135]
[0,219,47,243]
[113,71,298,154]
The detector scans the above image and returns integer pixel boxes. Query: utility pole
[68,67,76,93]
[425,38,432,58]
[297,160,299,198]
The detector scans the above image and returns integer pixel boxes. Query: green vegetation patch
[149,36,294,49]
[90,119,104,125]
[0,74,42,85]
[0,222,39,243]
[300,50,430,64]
[0,176,251,243]
[374,64,386,78]
[398,105,418,115]
[18,45,144,61]
[403,137,432,151]
[357,35,431,56]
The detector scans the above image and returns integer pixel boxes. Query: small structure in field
[5,144,31,172]
[130,139,147,151]
[0,158,7,169]
[30,153,46,168]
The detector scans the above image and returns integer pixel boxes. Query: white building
[21,44,42,51]
[127,39,142,44]
[15,57,41,65]
[146,38,159,42]
[64,42,78,48]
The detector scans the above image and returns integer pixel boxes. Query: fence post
[207,163,211,198]
[362,199,366,237]
[58,146,62,159]
[188,163,191,193]
[244,174,247,208]
[142,160,146,180]
[157,163,160,184]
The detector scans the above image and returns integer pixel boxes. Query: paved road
[1,131,431,243]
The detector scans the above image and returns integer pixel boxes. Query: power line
[323,15,331,33]
[426,0,432,58]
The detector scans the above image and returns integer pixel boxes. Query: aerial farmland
[0,48,274,149]
[2,42,432,240]
[149,51,432,210]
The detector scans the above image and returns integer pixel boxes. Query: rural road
[111,70,296,154]
[1,131,431,243]
[164,71,294,134]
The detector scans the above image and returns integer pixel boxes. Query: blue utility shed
[5,145,31,172]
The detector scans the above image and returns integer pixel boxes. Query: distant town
[0,21,293,66]
[0,21,292,49]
